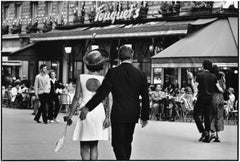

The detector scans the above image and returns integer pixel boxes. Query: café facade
[5,1,238,92]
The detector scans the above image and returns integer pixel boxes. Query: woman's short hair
[83,49,109,72]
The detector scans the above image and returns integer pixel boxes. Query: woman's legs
[53,94,60,120]
[214,132,220,142]
[80,141,98,160]
[89,141,98,160]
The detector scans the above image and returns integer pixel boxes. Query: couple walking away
[66,45,150,160]
[194,60,225,143]
[34,64,64,124]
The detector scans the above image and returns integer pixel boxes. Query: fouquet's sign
[94,8,140,24]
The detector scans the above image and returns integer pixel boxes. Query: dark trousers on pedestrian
[48,93,60,120]
[193,95,213,133]
[34,93,49,123]
[111,123,136,160]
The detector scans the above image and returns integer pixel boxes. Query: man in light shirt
[34,64,51,124]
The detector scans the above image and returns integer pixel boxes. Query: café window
[15,2,22,20]
[3,5,9,20]
[31,2,38,20]
[45,1,52,17]
[153,68,163,85]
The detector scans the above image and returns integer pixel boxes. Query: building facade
[1,1,238,95]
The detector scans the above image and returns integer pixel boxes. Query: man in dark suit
[78,45,149,160]
[193,60,217,143]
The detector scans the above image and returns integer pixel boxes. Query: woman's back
[80,74,104,106]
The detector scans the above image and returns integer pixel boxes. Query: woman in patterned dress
[210,65,225,142]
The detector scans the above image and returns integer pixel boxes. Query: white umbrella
[55,123,68,152]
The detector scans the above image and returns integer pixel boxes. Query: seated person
[224,87,236,118]
[228,87,236,111]
[21,82,29,98]
[10,81,23,106]
[151,84,166,120]
[66,81,76,104]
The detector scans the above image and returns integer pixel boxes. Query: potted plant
[191,1,213,14]
[159,1,179,17]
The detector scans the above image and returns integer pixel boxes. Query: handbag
[223,89,230,101]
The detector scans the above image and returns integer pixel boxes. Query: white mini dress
[73,74,109,141]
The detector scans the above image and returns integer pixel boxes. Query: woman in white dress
[66,49,112,160]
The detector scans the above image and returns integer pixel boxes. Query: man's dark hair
[202,60,212,70]
[118,45,134,61]
[40,64,47,70]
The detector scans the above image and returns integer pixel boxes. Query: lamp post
[64,46,73,80]
[149,40,155,84]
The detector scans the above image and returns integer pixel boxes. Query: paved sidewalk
[1,108,238,161]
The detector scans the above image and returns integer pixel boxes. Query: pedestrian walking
[66,49,111,160]
[193,60,217,142]
[48,70,65,123]
[72,45,150,160]
[209,65,225,142]
[33,64,51,124]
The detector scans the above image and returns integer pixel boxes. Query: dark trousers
[193,95,213,133]
[48,93,60,120]
[111,123,136,160]
[34,93,49,123]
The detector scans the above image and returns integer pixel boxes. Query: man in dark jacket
[78,45,149,160]
[194,60,217,143]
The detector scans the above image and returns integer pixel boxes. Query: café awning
[8,42,64,61]
[30,20,195,42]
[152,18,238,68]
[2,61,22,66]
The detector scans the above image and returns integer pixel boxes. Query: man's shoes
[49,120,55,123]
[202,134,210,143]
[199,131,210,142]
[34,118,41,123]
[43,121,48,124]
[213,137,221,142]
[209,134,216,142]
[170,118,175,122]
[199,133,205,142]
[54,118,61,123]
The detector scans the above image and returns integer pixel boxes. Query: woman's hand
[64,115,73,126]
[103,117,111,129]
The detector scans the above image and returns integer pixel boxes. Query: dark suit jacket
[86,62,149,123]
[50,79,65,94]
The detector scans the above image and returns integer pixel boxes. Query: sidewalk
[1,107,238,161]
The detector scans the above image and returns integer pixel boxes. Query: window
[15,3,22,20]
[31,2,38,20]
[3,5,9,20]
[45,1,52,17]
[153,68,163,84]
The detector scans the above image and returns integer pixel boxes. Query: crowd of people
[149,84,196,122]
[149,70,237,124]
[2,79,31,108]
[2,65,76,124]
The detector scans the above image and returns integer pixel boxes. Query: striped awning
[30,20,193,42]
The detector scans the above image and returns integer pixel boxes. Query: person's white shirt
[228,93,236,110]
[10,86,22,102]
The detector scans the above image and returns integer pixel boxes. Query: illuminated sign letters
[94,8,140,23]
